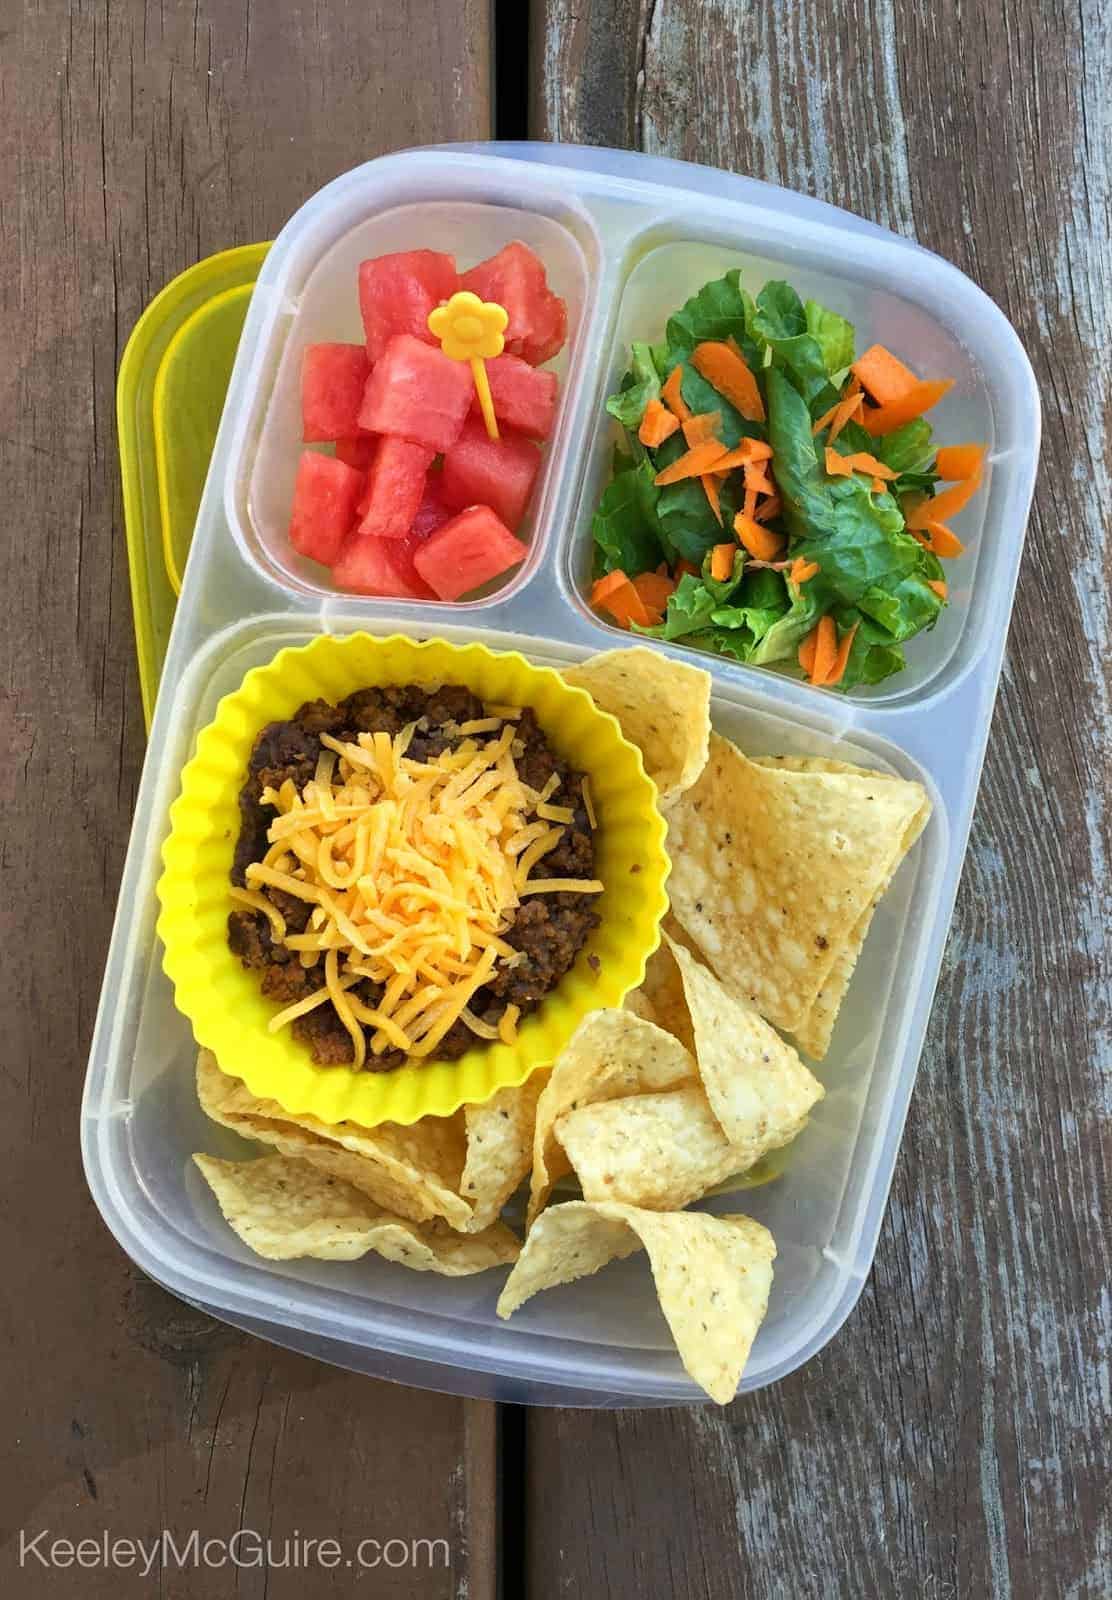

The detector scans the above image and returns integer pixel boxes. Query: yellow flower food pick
[428,291,509,440]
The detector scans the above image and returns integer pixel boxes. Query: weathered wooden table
[2,2,1107,1595]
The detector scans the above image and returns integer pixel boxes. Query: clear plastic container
[85,144,1039,1405]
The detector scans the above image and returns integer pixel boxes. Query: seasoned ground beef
[228,685,600,1070]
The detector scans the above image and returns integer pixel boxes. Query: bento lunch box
[83,142,1038,1405]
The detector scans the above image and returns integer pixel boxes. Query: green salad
[589,273,984,690]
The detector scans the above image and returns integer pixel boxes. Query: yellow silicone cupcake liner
[157,632,670,1127]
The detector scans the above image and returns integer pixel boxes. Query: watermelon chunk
[301,343,371,442]
[472,353,559,440]
[439,417,541,532]
[335,435,376,470]
[460,243,567,367]
[413,506,526,601]
[333,484,450,599]
[357,335,475,453]
[356,436,435,540]
[358,250,458,364]
[288,451,363,566]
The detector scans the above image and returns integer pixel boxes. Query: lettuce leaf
[605,343,661,430]
[591,460,665,577]
[804,299,855,375]
[644,563,745,641]
[664,270,761,368]
[750,282,840,411]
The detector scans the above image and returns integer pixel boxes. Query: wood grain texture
[530,3,1111,1597]
[0,2,493,1595]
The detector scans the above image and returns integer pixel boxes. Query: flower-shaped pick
[428,291,509,439]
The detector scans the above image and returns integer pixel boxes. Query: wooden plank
[528,3,1111,1597]
[0,3,496,1596]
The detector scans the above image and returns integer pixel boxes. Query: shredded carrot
[843,451,898,480]
[798,629,818,676]
[638,398,680,448]
[701,473,724,524]
[860,379,954,436]
[743,460,776,497]
[825,448,854,477]
[710,436,773,468]
[871,477,887,495]
[682,411,722,447]
[851,345,920,407]
[927,579,948,599]
[734,513,784,562]
[905,472,982,529]
[812,381,863,444]
[654,439,730,485]
[789,558,819,584]
[691,341,766,422]
[597,577,654,629]
[632,571,676,610]
[710,543,735,582]
[743,484,758,520]
[591,569,633,605]
[661,366,692,422]
[823,621,860,687]
[923,520,965,558]
[809,616,838,684]
[753,494,781,523]
[675,559,700,579]
[934,442,987,481]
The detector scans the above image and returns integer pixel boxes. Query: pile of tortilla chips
[192,645,929,1403]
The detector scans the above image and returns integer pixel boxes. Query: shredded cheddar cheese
[243,708,602,1060]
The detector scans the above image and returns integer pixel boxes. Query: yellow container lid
[116,244,269,726]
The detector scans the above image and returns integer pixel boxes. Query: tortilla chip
[622,987,657,1025]
[460,1072,547,1232]
[665,936,824,1156]
[752,761,932,1058]
[193,1152,519,1270]
[196,1051,471,1229]
[562,647,711,803]
[554,1086,744,1210]
[663,733,929,1043]
[497,1201,776,1403]
[625,921,697,1054]
[526,1011,696,1226]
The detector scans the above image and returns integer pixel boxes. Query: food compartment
[225,193,601,608]
[84,613,951,1402]
[565,227,1036,708]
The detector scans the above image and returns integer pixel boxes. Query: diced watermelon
[355,436,435,541]
[288,451,363,566]
[300,344,370,442]
[439,417,541,532]
[472,353,558,440]
[357,334,475,453]
[414,506,526,601]
[333,484,450,599]
[358,250,458,364]
[460,243,567,366]
[335,435,376,470]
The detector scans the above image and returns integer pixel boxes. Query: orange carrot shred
[708,437,773,471]
[935,442,986,481]
[710,543,736,582]
[905,472,982,529]
[871,477,887,495]
[852,345,920,407]
[843,451,898,480]
[682,411,723,447]
[812,380,863,441]
[860,379,954,436]
[810,615,838,684]
[789,558,820,584]
[701,473,724,524]
[660,367,692,422]
[598,577,653,629]
[743,461,776,497]
[734,513,784,562]
[691,341,766,422]
[591,569,632,605]
[638,398,681,448]
[825,448,854,477]
[824,621,860,687]
[753,494,781,524]
[798,628,818,676]
[632,572,676,610]
[743,484,758,520]
[923,520,965,558]
[927,579,948,599]
[675,559,700,579]
[654,439,730,485]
